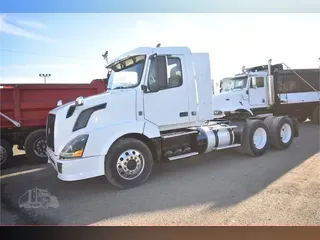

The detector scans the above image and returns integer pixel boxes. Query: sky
[0,13,320,85]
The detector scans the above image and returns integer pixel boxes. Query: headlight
[59,135,88,159]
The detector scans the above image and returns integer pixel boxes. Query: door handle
[179,112,188,117]
[226,98,230,101]
[262,99,265,103]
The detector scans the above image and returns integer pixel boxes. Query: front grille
[46,114,56,151]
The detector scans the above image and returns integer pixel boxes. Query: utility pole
[39,73,51,84]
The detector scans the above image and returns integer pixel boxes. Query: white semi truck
[46,46,299,189]
[213,60,320,124]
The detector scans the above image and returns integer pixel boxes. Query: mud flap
[290,116,299,138]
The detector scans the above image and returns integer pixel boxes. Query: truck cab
[213,61,276,119]
[213,71,270,118]
[46,47,297,189]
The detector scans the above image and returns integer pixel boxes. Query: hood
[49,89,137,155]
[212,91,247,118]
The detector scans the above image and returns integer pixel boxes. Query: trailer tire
[311,105,320,124]
[24,129,48,164]
[269,116,294,150]
[0,139,13,169]
[105,138,154,189]
[239,120,269,157]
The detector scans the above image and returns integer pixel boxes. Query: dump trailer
[213,60,320,124]
[46,46,299,190]
[0,79,107,168]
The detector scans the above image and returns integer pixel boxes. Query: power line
[0,48,94,59]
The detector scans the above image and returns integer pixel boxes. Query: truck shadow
[1,123,319,225]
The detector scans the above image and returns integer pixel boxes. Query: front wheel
[105,138,154,189]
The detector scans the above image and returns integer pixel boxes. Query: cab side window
[167,57,183,88]
[147,56,183,92]
[250,77,265,88]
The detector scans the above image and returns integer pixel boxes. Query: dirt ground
[1,122,319,225]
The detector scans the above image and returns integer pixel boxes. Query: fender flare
[98,121,160,157]
[234,108,254,116]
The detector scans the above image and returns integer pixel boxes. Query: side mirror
[251,76,257,88]
[141,84,148,93]
[144,55,166,93]
[75,96,84,106]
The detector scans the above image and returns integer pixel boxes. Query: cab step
[168,152,199,161]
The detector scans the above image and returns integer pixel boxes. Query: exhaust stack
[266,59,275,106]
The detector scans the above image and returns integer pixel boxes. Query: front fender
[82,120,161,175]
[82,121,144,158]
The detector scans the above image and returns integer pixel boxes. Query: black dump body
[274,68,320,94]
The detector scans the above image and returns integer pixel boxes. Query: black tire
[105,138,154,189]
[0,139,13,169]
[239,119,269,157]
[24,129,48,164]
[263,116,276,129]
[311,105,320,124]
[269,116,294,150]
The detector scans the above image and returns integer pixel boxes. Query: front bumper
[47,148,104,181]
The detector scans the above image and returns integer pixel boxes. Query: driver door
[249,76,268,107]
[143,55,190,128]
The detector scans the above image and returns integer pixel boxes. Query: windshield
[106,55,146,90]
[220,76,248,92]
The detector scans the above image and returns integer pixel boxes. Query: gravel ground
[1,122,319,225]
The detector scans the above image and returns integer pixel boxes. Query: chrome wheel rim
[253,127,267,150]
[0,145,8,164]
[280,123,292,144]
[33,138,47,158]
[116,149,145,180]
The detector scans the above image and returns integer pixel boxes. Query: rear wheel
[0,139,13,169]
[24,129,48,164]
[269,116,294,150]
[263,116,276,129]
[239,119,269,157]
[105,138,154,189]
